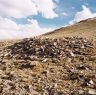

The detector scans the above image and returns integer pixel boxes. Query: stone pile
[6,37,94,62]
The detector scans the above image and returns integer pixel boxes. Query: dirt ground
[0,37,96,95]
[0,18,96,95]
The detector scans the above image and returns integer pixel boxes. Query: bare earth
[0,18,96,95]
[41,18,96,41]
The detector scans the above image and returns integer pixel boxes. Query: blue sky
[0,0,96,39]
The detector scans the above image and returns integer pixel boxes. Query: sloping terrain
[0,18,96,95]
[0,37,96,95]
[41,18,96,41]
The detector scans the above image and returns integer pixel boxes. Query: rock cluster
[0,37,95,95]
[7,37,94,61]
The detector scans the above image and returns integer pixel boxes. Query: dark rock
[0,86,3,93]
[19,62,36,69]
[68,72,79,80]
[76,64,86,70]
[89,56,96,61]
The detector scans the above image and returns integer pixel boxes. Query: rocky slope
[0,18,96,95]
[0,37,96,95]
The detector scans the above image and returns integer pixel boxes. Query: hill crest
[41,17,96,41]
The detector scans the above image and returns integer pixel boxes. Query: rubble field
[0,37,96,95]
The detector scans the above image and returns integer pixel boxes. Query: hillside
[0,18,96,95]
[41,18,96,41]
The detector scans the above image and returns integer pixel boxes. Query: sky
[0,0,96,39]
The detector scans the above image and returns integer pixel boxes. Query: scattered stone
[78,90,84,95]
[0,37,95,95]
[88,89,96,95]
[89,56,96,61]
[6,37,94,62]
[20,63,35,69]
[76,64,86,70]
[42,58,49,63]
[89,80,94,85]
[0,86,3,93]
[68,72,78,80]
[52,58,60,63]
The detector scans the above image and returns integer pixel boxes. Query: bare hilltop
[41,18,96,41]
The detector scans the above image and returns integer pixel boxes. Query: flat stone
[42,58,48,63]
[88,89,96,95]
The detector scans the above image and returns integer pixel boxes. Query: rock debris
[0,37,95,95]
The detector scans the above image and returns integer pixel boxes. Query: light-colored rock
[88,89,96,95]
